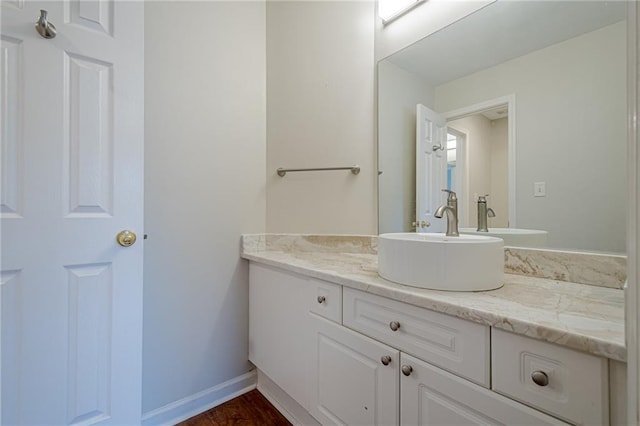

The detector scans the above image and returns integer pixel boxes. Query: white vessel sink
[459,228,548,248]
[378,233,504,291]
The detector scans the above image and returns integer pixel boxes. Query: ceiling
[386,1,627,87]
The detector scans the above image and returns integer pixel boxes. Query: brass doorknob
[116,230,137,247]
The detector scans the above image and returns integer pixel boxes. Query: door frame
[445,127,468,226]
[627,1,639,422]
[442,94,516,228]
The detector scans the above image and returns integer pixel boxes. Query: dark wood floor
[177,389,292,426]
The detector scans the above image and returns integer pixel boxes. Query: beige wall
[266,1,377,234]
[266,0,490,235]
[143,1,266,419]
[435,21,626,252]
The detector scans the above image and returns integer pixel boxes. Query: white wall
[435,21,626,252]
[378,60,433,233]
[266,1,376,234]
[143,2,266,422]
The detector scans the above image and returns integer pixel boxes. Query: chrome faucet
[477,194,495,232]
[435,189,459,237]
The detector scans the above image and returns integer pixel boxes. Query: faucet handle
[441,189,457,201]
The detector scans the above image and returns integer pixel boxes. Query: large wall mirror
[378,1,627,253]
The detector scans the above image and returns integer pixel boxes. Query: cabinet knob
[531,370,549,387]
[389,321,400,331]
[381,355,392,366]
[317,296,326,304]
[401,365,413,376]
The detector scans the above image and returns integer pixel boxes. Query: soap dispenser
[477,194,495,232]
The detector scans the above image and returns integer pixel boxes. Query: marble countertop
[241,234,626,362]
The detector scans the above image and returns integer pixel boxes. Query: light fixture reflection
[379,0,425,24]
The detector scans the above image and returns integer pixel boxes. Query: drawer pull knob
[317,296,326,304]
[401,365,413,376]
[531,371,549,387]
[381,355,392,366]
[389,321,401,331]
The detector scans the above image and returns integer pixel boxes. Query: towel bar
[276,165,360,177]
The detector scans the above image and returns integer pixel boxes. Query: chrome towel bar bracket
[276,165,360,177]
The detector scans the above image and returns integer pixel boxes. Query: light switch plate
[534,182,546,197]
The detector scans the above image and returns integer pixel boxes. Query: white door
[400,353,569,426]
[310,315,399,426]
[1,1,144,424]
[416,104,447,233]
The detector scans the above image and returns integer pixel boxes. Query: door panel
[65,263,113,424]
[0,270,21,426]
[1,35,23,217]
[1,1,143,424]
[63,51,114,217]
[66,0,114,36]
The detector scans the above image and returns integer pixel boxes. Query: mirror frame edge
[626,0,639,422]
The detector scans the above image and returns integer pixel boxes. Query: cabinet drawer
[492,329,609,425]
[343,288,490,387]
[309,278,341,323]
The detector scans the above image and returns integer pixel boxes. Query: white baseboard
[141,370,257,426]
[256,370,320,426]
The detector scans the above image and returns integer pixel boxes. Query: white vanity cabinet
[340,288,568,426]
[248,263,617,426]
[249,263,341,410]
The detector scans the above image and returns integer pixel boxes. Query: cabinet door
[249,263,313,409]
[400,353,569,426]
[310,315,399,426]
